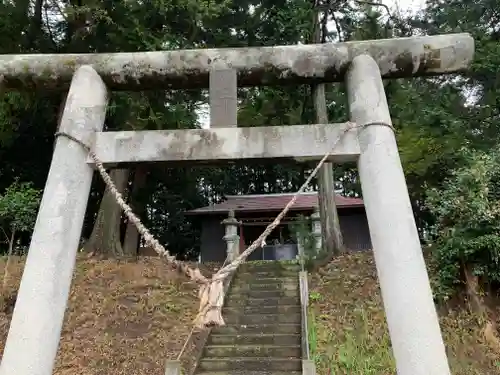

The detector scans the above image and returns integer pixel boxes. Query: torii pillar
[346,55,451,375]
[0,66,108,375]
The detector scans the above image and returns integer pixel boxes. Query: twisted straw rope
[54,120,393,328]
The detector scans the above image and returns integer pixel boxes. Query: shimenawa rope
[54,120,393,328]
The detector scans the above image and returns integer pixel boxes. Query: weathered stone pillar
[310,207,322,254]
[346,55,451,375]
[0,66,108,375]
[222,210,241,261]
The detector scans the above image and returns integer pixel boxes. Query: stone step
[212,323,301,336]
[233,276,299,284]
[208,333,301,346]
[239,261,300,271]
[193,261,306,375]
[236,268,299,279]
[223,304,301,315]
[197,358,302,372]
[196,372,301,375]
[228,288,300,299]
[237,271,300,279]
[230,282,298,292]
[204,344,301,358]
[224,313,301,325]
[224,296,300,308]
[236,272,300,278]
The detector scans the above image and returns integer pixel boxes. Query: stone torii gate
[0,33,473,375]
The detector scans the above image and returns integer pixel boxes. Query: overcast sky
[385,0,426,14]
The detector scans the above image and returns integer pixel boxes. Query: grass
[308,252,500,375]
[309,309,394,375]
[0,255,222,375]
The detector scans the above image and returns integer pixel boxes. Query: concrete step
[232,276,299,286]
[196,372,301,375]
[212,323,301,336]
[239,261,300,271]
[237,270,300,278]
[235,273,299,280]
[224,296,300,308]
[204,344,301,358]
[228,288,300,299]
[197,358,302,372]
[224,313,301,325]
[208,333,301,346]
[230,282,298,292]
[223,304,301,315]
[233,271,299,284]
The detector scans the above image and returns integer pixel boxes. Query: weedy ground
[0,253,499,375]
[308,252,500,375]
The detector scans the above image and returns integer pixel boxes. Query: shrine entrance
[0,33,474,375]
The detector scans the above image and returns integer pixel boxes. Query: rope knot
[194,276,226,328]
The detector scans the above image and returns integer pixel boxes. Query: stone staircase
[195,261,304,375]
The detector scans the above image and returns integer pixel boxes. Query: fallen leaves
[0,255,220,375]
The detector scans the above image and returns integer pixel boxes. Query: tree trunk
[2,229,16,292]
[310,2,345,257]
[84,169,130,257]
[123,168,148,256]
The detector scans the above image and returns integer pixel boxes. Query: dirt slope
[309,252,500,375]
[0,256,219,375]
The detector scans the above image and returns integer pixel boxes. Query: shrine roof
[186,192,364,215]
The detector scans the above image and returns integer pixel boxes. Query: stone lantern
[222,210,241,261]
[311,206,322,253]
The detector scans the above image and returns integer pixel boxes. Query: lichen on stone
[0,33,474,91]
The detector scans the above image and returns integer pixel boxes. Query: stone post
[210,68,238,128]
[222,210,241,261]
[0,66,108,375]
[310,207,322,254]
[164,360,181,375]
[346,55,451,375]
[296,230,305,259]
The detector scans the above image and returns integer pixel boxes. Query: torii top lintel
[0,33,473,91]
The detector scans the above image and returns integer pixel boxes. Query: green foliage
[0,181,41,253]
[426,148,500,299]
[308,308,318,361]
[0,181,41,232]
[309,291,322,302]
[289,215,326,271]
[0,92,33,148]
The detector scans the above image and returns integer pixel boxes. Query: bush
[426,148,500,300]
[0,180,41,255]
[289,215,327,271]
